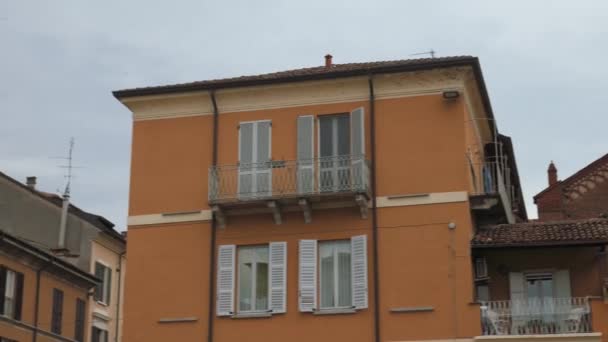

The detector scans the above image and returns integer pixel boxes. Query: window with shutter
[0,267,23,320]
[94,262,112,305]
[92,327,109,342]
[237,245,269,313]
[51,288,64,335]
[349,107,366,191]
[351,235,368,309]
[238,120,272,199]
[217,245,235,316]
[75,299,85,342]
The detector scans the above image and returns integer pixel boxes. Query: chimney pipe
[26,176,37,189]
[58,192,70,250]
[324,54,333,69]
[548,161,558,186]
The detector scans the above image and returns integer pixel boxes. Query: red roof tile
[472,218,608,248]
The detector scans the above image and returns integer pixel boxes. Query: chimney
[26,176,37,189]
[548,161,558,186]
[324,54,333,69]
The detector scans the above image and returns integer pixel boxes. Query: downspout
[207,90,219,342]
[115,250,126,342]
[33,260,53,342]
[368,75,381,342]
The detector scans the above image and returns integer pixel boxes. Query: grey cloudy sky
[1,1,607,228]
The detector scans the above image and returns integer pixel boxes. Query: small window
[237,245,269,312]
[476,284,490,302]
[51,288,64,335]
[1,267,24,320]
[74,298,86,342]
[475,257,488,279]
[94,262,112,305]
[319,240,352,309]
[92,327,109,342]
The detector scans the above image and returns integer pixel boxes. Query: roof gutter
[472,240,608,249]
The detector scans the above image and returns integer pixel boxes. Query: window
[0,337,17,342]
[216,242,286,316]
[238,120,272,198]
[298,235,368,312]
[74,299,85,342]
[0,266,24,320]
[238,245,269,312]
[319,240,352,309]
[51,288,64,335]
[526,273,554,301]
[92,327,109,342]
[476,284,490,302]
[94,262,112,305]
[319,115,350,191]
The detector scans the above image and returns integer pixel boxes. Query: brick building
[535,154,608,221]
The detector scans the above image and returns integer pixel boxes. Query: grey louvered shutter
[297,116,315,194]
[255,121,272,197]
[555,270,571,298]
[0,266,6,315]
[217,245,235,316]
[106,266,112,305]
[351,235,368,309]
[238,122,255,198]
[269,242,287,313]
[350,107,366,191]
[94,262,104,301]
[509,272,525,333]
[299,240,317,312]
[14,272,24,320]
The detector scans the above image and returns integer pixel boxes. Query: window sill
[96,301,109,307]
[313,308,357,315]
[231,311,273,319]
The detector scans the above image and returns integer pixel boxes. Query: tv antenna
[56,137,81,198]
[410,49,436,58]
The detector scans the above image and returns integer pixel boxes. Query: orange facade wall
[0,253,90,342]
[124,82,484,342]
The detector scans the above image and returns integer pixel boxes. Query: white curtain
[319,240,352,309]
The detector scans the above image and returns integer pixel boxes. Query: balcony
[469,160,516,224]
[480,298,592,336]
[208,155,371,226]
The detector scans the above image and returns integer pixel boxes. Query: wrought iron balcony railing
[209,155,370,204]
[480,298,592,335]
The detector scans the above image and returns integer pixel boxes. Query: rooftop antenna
[56,138,76,252]
[410,49,436,58]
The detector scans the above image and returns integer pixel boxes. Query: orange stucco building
[114,55,608,342]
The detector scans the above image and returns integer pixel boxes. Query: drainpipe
[115,250,126,342]
[207,90,219,342]
[368,75,381,342]
[33,260,53,342]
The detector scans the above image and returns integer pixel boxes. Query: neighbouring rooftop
[472,218,608,248]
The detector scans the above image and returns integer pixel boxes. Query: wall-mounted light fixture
[442,90,460,100]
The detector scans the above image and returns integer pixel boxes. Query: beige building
[0,172,126,342]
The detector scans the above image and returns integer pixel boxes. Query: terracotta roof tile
[113,56,476,98]
[472,218,608,248]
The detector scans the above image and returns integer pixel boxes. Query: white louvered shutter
[238,122,254,198]
[297,115,315,194]
[269,242,287,314]
[216,245,235,316]
[509,272,525,333]
[299,239,317,312]
[351,235,368,309]
[255,121,272,197]
[350,107,366,191]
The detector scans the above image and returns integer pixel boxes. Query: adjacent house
[535,154,608,221]
[113,55,540,342]
[0,230,98,342]
[0,172,126,342]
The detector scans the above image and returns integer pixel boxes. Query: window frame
[318,239,353,310]
[1,266,23,321]
[94,262,112,305]
[92,326,109,342]
[74,298,86,342]
[51,288,64,335]
[236,244,270,313]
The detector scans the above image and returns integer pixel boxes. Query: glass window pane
[336,115,350,156]
[320,243,335,308]
[319,117,333,158]
[336,242,352,307]
[238,248,253,311]
[255,247,269,311]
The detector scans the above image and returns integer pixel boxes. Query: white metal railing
[209,155,370,203]
[480,298,592,335]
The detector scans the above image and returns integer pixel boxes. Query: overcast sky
[1,1,607,229]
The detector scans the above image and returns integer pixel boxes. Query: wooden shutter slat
[351,235,368,309]
[94,262,104,301]
[14,272,24,320]
[298,239,317,312]
[269,242,287,313]
[0,266,6,315]
[216,245,235,316]
[106,266,112,305]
